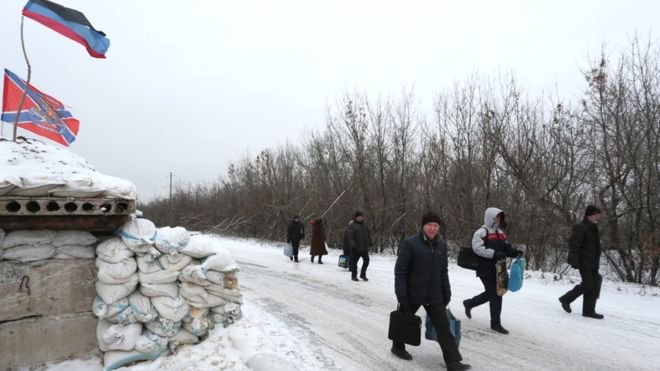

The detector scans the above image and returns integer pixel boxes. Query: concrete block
[0,259,97,322]
[0,312,98,369]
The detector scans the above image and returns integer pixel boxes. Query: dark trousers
[350,251,369,277]
[465,272,502,327]
[560,268,602,314]
[392,304,462,364]
[291,240,300,261]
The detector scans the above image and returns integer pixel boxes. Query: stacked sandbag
[0,230,57,262]
[94,216,243,370]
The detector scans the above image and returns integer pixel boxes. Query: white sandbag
[96,319,142,352]
[119,216,156,253]
[136,254,163,273]
[1,244,56,262]
[159,253,193,272]
[134,331,168,354]
[0,228,5,248]
[179,264,210,286]
[145,317,181,337]
[151,295,189,322]
[139,282,178,298]
[179,282,228,308]
[167,328,199,346]
[0,174,22,196]
[103,349,167,371]
[92,296,129,319]
[96,274,139,304]
[53,245,95,259]
[182,316,212,337]
[201,248,239,273]
[179,234,219,258]
[154,226,190,255]
[106,305,138,326]
[52,230,97,247]
[204,270,239,289]
[205,284,243,304]
[97,258,138,284]
[128,291,158,323]
[0,230,56,248]
[96,237,134,264]
[138,269,180,285]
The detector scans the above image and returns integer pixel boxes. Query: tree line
[141,38,659,285]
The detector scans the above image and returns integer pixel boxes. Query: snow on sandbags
[0,174,22,196]
[154,226,190,255]
[201,248,239,273]
[119,216,156,254]
[179,234,220,258]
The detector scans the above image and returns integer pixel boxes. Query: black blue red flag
[22,0,110,58]
[1,69,79,146]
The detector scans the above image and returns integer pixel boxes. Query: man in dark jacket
[345,211,372,281]
[286,215,305,263]
[392,211,470,371]
[559,205,604,319]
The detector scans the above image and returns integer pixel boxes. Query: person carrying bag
[390,211,471,371]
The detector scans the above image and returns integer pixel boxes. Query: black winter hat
[354,211,363,218]
[585,205,601,217]
[421,211,442,226]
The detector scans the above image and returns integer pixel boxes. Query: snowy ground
[38,235,660,371]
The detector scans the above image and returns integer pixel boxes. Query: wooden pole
[13,16,32,142]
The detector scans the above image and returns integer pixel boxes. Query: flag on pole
[22,0,110,58]
[1,69,79,146]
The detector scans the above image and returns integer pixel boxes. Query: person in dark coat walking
[392,211,471,371]
[287,215,305,262]
[559,205,604,319]
[345,211,372,281]
[309,218,327,264]
[463,207,522,335]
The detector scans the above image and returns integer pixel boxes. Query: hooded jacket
[567,217,601,270]
[471,207,518,275]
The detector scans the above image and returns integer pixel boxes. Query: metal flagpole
[13,15,32,142]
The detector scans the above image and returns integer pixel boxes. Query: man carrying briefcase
[391,211,471,371]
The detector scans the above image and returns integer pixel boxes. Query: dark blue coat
[394,232,451,306]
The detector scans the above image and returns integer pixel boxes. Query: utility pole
[169,172,173,201]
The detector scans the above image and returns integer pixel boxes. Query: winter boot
[289,256,293,261]
[490,324,509,334]
[463,300,472,319]
[558,297,572,313]
[311,256,315,263]
[351,276,359,282]
[360,275,368,281]
[391,346,413,360]
[318,257,323,264]
[447,361,472,370]
[294,257,299,263]
[583,312,604,319]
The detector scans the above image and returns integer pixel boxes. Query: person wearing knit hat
[559,205,604,319]
[345,211,372,281]
[463,207,523,335]
[391,211,471,370]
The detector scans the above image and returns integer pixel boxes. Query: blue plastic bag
[424,309,461,347]
[283,244,293,258]
[508,257,525,292]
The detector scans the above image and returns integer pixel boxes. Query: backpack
[457,227,487,270]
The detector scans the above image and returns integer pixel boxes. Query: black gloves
[494,251,506,260]
[398,302,411,314]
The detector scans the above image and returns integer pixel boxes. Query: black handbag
[457,246,480,270]
[387,308,421,346]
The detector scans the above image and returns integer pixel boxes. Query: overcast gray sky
[0,0,657,202]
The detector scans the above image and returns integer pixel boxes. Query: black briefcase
[387,310,422,346]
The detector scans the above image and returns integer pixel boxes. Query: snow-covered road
[224,236,660,371]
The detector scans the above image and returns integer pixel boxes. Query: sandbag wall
[95,216,243,370]
[0,228,99,369]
